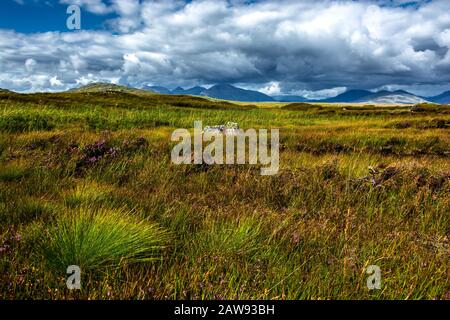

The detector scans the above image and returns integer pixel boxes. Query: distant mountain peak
[172,86,206,95]
[213,83,235,89]
[321,89,372,103]
[202,84,274,102]
[393,89,409,94]
[427,90,450,104]
[142,85,170,94]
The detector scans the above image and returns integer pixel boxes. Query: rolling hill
[69,83,156,96]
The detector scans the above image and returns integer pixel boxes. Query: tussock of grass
[40,207,170,271]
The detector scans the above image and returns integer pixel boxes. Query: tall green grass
[40,207,170,271]
[0,112,54,133]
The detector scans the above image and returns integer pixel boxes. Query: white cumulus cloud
[0,0,449,96]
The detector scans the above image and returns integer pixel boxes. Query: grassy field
[0,89,449,300]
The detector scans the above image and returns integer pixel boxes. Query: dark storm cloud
[1,0,450,96]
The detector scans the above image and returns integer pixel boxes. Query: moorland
[0,85,448,299]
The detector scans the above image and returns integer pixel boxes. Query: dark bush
[282,103,322,111]
[75,140,119,172]
[393,121,412,129]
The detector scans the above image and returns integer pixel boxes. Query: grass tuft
[40,207,170,271]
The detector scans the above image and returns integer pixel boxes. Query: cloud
[59,0,113,15]
[25,58,37,72]
[260,81,282,95]
[1,0,450,95]
[295,87,348,100]
[59,0,143,32]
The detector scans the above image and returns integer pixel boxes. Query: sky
[1,0,450,97]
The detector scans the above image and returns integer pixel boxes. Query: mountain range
[319,89,427,104]
[2,82,449,104]
[141,84,450,104]
[144,84,275,102]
